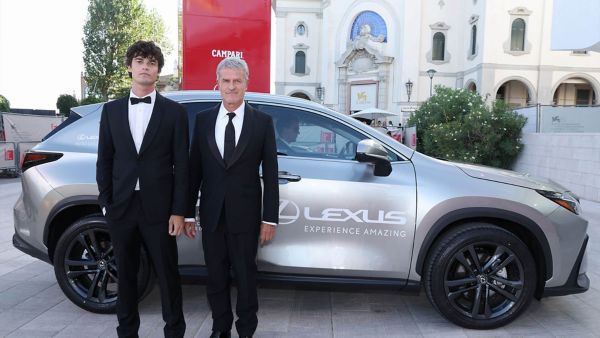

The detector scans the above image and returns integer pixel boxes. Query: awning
[350,107,400,120]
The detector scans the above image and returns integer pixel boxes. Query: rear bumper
[13,232,50,264]
[543,235,589,297]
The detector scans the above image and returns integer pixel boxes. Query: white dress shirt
[128,89,156,190]
[184,102,277,226]
[215,102,244,158]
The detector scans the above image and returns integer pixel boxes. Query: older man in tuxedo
[184,57,279,338]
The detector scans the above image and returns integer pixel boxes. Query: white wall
[273,0,600,108]
[513,133,600,201]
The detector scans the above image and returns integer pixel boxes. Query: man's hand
[184,221,197,239]
[168,215,185,236]
[259,223,276,246]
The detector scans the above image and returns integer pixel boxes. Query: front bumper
[13,232,51,264]
[543,235,589,297]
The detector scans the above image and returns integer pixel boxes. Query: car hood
[453,162,570,193]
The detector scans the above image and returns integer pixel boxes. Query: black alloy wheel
[53,216,155,313]
[424,223,536,329]
[444,242,524,319]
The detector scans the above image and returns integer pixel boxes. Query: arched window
[296,23,306,36]
[511,18,525,51]
[291,92,310,100]
[432,32,445,61]
[467,82,477,93]
[295,51,306,74]
[470,25,477,55]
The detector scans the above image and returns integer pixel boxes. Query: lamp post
[426,69,437,97]
[405,80,413,102]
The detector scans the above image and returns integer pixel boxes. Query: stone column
[338,67,348,113]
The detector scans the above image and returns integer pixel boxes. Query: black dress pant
[202,207,260,337]
[108,191,186,338]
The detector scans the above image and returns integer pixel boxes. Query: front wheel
[424,223,537,329]
[53,216,155,313]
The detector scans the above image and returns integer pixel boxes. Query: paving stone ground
[1,177,598,337]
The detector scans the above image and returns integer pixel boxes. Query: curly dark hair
[125,41,165,77]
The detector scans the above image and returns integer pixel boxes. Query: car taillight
[21,152,63,172]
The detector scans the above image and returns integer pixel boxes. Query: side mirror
[356,139,392,177]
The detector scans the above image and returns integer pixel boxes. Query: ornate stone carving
[349,50,376,73]
[351,24,385,50]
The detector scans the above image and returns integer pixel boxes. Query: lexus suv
[13,91,589,329]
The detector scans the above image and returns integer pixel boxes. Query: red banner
[182,0,271,92]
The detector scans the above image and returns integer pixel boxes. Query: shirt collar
[129,89,157,102]
[218,102,245,121]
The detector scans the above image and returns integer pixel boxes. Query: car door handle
[278,171,301,182]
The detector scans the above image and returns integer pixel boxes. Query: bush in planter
[407,86,527,169]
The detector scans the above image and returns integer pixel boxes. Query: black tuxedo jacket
[96,93,189,221]
[186,102,279,233]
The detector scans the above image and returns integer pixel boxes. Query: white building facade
[272,0,600,123]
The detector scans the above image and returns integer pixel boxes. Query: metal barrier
[515,104,600,133]
[0,142,18,177]
[403,126,417,150]
[0,141,39,177]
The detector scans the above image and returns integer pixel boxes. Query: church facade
[272,0,600,123]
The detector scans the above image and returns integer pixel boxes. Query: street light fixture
[426,69,437,97]
[405,80,413,102]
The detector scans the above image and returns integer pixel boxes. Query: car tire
[53,215,155,313]
[424,223,536,329]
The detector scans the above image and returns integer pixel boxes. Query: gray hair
[216,57,249,81]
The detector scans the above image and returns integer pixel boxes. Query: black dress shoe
[209,330,230,338]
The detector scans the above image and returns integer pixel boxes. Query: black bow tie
[130,96,151,105]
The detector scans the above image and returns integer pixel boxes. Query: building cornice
[275,81,321,87]
[421,63,600,79]
[275,6,323,18]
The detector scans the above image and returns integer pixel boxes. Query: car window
[181,101,219,139]
[253,103,399,161]
[43,113,81,141]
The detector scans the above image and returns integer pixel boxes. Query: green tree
[0,94,10,112]
[407,86,527,169]
[56,94,79,117]
[80,95,104,106]
[82,0,171,101]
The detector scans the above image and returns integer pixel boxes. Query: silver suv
[13,91,589,329]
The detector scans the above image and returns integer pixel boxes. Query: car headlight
[536,190,581,215]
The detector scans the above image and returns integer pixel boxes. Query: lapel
[226,102,254,169]
[206,106,225,168]
[138,92,164,156]
[118,95,138,156]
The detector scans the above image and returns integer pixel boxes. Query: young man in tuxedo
[184,57,279,338]
[96,40,188,338]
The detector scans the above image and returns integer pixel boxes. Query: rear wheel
[424,223,536,329]
[53,216,155,313]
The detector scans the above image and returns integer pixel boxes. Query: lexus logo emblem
[279,199,300,225]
